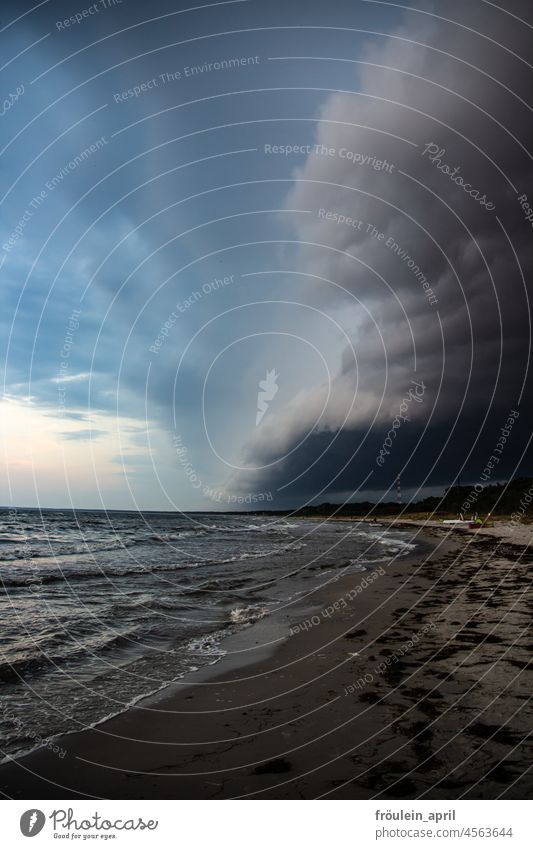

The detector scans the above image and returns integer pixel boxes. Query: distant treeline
[294,477,533,518]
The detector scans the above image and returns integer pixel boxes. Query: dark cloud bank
[230,1,533,505]
[3,0,533,508]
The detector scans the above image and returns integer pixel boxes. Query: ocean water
[0,509,418,759]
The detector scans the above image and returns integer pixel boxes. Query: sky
[1,0,532,510]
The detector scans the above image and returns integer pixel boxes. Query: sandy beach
[386,518,533,548]
[0,521,531,800]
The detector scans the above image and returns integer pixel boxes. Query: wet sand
[0,529,531,800]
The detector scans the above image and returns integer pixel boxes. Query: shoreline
[318,514,533,548]
[0,527,531,800]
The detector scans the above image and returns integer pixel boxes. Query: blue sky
[2,0,532,509]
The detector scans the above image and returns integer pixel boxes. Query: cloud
[59,429,107,441]
[45,411,93,421]
[2,0,531,509]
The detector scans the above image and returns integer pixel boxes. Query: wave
[149,595,183,610]
[0,631,137,683]
[147,529,206,543]
[0,527,213,562]
[230,604,269,626]
[201,521,298,535]
[0,623,233,765]
[348,526,416,553]
[0,543,299,588]
[0,563,155,587]
[347,559,370,571]
[377,537,417,551]
[0,538,141,562]
[186,630,228,658]
[107,595,155,614]
[0,536,30,544]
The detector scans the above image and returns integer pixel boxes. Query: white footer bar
[3,799,530,848]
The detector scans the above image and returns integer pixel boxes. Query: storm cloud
[1,0,532,508]
[229,2,533,504]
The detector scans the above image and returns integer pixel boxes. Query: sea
[0,508,420,760]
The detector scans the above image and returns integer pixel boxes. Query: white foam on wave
[186,630,229,659]
[377,537,417,551]
[349,525,416,553]
[0,627,233,766]
[230,604,269,626]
